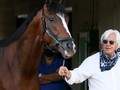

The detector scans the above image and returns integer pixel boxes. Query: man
[58,29,120,90]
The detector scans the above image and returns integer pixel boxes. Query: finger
[59,69,65,76]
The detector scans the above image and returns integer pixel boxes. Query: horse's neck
[16,11,44,70]
[0,10,45,82]
[18,10,43,54]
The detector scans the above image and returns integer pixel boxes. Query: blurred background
[0,0,119,90]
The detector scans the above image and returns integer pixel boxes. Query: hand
[58,66,71,80]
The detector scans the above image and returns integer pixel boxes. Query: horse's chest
[0,62,39,90]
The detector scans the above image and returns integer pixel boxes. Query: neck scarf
[100,49,119,72]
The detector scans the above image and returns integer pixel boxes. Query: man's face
[102,33,118,57]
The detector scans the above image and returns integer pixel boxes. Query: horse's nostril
[67,42,73,49]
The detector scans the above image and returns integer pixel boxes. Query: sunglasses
[103,40,115,45]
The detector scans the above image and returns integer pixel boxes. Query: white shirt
[65,52,120,90]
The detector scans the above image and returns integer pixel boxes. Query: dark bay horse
[0,0,76,90]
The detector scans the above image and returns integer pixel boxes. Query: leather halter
[41,8,74,52]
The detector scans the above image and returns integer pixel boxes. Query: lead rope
[62,59,74,90]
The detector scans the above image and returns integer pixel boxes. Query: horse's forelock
[48,1,66,14]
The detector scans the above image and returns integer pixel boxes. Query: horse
[0,0,76,90]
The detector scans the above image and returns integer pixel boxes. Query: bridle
[41,8,74,52]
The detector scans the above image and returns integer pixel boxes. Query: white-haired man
[58,29,120,90]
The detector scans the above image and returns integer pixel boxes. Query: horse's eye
[49,18,54,22]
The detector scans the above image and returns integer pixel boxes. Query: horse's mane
[0,2,66,47]
[0,7,41,47]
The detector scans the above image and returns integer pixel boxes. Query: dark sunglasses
[103,40,115,45]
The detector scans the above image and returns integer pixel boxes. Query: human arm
[39,70,62,84]
[58,55,95,85]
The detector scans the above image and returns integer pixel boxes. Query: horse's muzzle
[59,41,76,59]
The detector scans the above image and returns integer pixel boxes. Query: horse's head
[41,0,76,59]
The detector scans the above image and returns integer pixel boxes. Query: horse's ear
[58,0,65,4]
[43,4,47,11]
[45,0,53,7]
[53,0,65,4]
[45,0,65,7]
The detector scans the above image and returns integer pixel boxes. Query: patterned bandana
[100,49,119,72]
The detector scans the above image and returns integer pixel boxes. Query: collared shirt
[65,52,120,90]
